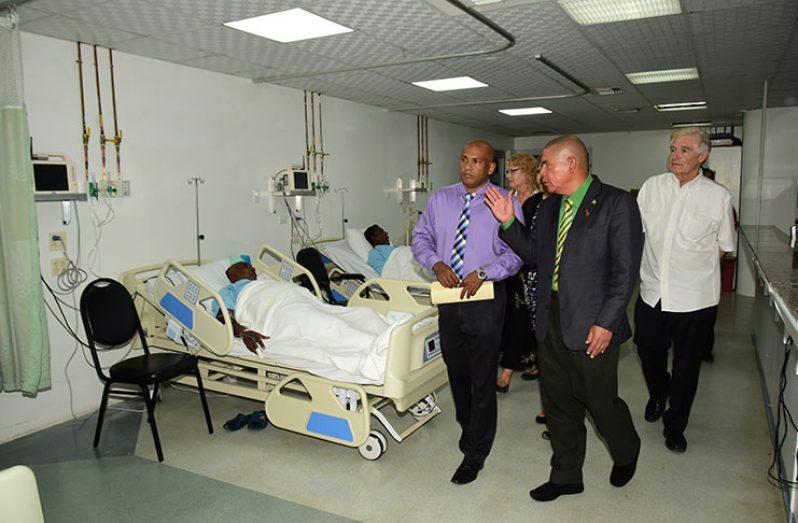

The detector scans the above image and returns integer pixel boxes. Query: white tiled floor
[136,293,784,523]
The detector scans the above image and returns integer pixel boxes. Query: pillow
[346,227,373,262]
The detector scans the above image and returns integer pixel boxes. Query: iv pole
[187,177,205,265]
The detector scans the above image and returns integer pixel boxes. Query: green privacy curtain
[0,9,51,394]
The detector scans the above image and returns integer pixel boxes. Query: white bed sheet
[234,279,412,384]
[322,240,379,279]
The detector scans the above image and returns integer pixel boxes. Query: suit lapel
[569,177,602,235]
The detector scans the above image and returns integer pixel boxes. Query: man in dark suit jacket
[486,135,643,502]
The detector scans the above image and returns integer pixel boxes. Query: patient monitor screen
[292,170,309,190]
[33,163,71,192]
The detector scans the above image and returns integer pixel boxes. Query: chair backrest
[296,248,336,303]
[80,278,148,379]
[0,465,45,523]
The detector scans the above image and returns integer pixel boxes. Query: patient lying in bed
[363,224,432,282]
[213,261,269,353]
[364,224,395,275]
[217,262,411,383]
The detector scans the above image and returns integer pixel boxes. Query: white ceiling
[6,0,798,136]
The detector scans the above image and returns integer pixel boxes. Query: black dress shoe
[663,428,687,453]
[521,369,540,381]
[450,458,484,485]
[644,397,666,422]
[529,481,584,502]
[496,383,509,393]
[610,453,639,487]
[535,414,547,425]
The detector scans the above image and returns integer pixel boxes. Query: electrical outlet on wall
[49,232,66,251]
[50,257,69,276]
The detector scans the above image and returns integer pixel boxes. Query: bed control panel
[424,333,442,362]
[279,261,294,281]
[345,281,360,297]
[184,280,200,304]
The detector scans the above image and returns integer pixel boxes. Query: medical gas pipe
[92,44,107,181]
[76,42,90,182]
[108,48,123,179]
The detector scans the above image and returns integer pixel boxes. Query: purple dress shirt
[412,182,523,282]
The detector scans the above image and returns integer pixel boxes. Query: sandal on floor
[247,410,269,430]
[541,430,550,441]
[223,413,250,431]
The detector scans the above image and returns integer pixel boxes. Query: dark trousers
[633,296,717,434]
[703,306,719,359]
[538,295,640,484]
[438,283,506,463]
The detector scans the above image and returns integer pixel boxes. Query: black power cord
[767,337,798,490]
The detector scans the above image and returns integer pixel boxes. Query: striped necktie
[450,192,476,280]
[553,197,574,291]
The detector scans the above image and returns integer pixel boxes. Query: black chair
[296,247,366,305]
[80,278,213,462]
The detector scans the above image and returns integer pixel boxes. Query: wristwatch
[476,267,488,281]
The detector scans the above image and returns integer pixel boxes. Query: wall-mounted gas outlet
[50,257,69,276]
[96,179,131,198]
[49,231,66,251]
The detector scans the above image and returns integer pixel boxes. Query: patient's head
[226,261,256,283]
[364,225,389,247]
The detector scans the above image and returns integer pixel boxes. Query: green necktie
[553,197,574,291]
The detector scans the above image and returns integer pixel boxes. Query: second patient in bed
[213,261,269,354]
[364,224,394,275]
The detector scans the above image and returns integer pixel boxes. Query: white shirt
[638,172,736,312]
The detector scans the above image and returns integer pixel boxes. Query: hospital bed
[315,239,433,304]
[119,245,447,460]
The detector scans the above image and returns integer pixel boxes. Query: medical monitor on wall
[287,169,311,192]
[32,154,78,195]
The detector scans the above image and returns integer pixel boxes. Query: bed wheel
[358,430,387,461]
[409,392,438,420]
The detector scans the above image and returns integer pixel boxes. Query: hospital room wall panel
[0,31,510,443]
[514,129,676,191]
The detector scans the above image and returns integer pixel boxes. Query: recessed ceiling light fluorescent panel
[655,101,707,112]
[224,8,352,43]
[672,121,711,128]
[412,76,488,91]
[559,0,681,25]
[626,67,699,85]
[499,107,552,116]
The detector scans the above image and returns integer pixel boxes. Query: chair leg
[142,385,164,462]
[194,367,214,434]
[93,382,112,448]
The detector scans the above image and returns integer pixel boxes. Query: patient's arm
[217,309,269,354]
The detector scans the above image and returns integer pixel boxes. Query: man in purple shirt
[413,139,522,485]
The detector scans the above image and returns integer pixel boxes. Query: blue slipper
[247,410,268,430]
[223,413,250,431]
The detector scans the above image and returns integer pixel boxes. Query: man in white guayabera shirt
[634,127,736,454]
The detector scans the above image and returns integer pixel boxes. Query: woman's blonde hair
[507,152,539,193]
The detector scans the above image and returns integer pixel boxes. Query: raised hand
[484,186,515,224]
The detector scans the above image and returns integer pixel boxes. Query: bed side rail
[119,259,202,337]
[151,259,235,357]
[253,243,324,301]
[348,278,433,314]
